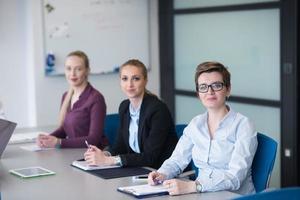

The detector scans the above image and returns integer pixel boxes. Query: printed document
[20,144,54,152]
[9,132,40,144]
[72,160,120,171]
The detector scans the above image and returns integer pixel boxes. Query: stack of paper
[9,132,40,144]
[19,144,55,152]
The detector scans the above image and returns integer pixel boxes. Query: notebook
[0,119,17,158]
[117,184,169,198]
[71,159,120,170]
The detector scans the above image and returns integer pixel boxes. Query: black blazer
[110,93,178,169]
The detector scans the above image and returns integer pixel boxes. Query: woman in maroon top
[36,51,108,148]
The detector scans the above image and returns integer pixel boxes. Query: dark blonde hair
[120,59,156,96]
[195,61,231,91]
[59,50,90,126]
[66,50,90,69]
[120,59,148,80]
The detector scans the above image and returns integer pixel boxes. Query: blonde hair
[58,88,74,126]
[58,50,89,126]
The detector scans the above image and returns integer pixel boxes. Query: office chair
[233,187,300,200]
[175,124,198,178]
[175,128,277,189]
[252,133,277,192]
[175,124,187,139]
[104,113,120,146]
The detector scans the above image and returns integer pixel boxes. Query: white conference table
[0,143,240,200]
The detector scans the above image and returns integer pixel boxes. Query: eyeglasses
[197,82,224,93]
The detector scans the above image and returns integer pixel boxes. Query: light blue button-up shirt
[129,103,141,153]
[158,106,257,195]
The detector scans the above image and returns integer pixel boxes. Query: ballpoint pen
[154,178,163,185]
[85,140,90,149]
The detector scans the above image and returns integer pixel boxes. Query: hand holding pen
[85,140,97,152]
[148,171,166,185]
[84,140,114,166]
[85,140,91,149]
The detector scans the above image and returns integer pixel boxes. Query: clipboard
[117,184,168,199]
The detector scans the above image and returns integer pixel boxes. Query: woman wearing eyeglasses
[148,61,258,195]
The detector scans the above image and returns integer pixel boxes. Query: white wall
[0,0,31,126]
[0,0,160,128]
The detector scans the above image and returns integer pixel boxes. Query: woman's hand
[37,134,59,148]
[148,171,166,185]
[163,179,197,196]
[84,145,115,166]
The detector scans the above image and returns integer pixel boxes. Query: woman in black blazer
[84,59,177,169]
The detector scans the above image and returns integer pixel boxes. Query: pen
[154,178,163,185]
[85,140,90,149]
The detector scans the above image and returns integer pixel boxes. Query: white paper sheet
[72,160,120,170]
[9,132,40,144]
[20,144,55,152]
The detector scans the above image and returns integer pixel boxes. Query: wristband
[55,138,61,148]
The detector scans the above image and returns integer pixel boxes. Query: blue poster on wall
[43,0,150,76]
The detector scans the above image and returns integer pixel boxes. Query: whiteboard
[43,0,150,75]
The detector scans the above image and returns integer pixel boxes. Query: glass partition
[174,9,280,100]
[174,0,279,9]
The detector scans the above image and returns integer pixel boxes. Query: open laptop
[0,118,17,158]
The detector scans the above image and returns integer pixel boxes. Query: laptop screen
[0,119,17,158]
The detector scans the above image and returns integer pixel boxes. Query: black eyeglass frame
[196,82,225,93]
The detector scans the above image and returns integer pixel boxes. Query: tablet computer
[9,166,55,178]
